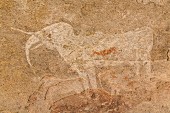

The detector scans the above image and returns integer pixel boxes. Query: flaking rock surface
[0,0,170,113]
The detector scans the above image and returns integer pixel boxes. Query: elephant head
[11,22,75,67]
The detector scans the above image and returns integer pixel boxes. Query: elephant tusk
[11,27,42,67]
[25,35,40,67]
[31,43,43,50]
[11,27,34,35]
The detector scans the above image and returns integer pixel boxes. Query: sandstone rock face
[0,0,170,113]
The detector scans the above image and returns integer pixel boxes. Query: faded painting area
[0,0,170,113]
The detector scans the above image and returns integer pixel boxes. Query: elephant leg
[144,53,152,76]
[135,49,140,76]
[70,64,90,90]
[83,67,97,89]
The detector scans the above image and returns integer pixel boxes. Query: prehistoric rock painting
[26,75,84,113]
[1,0,170,112]
[12,22,153,93]
[26,75,131,113]
[25,74,170,113]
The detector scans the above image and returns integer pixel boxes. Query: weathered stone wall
[0,0,170,112]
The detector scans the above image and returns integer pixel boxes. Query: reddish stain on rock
[93,47,116,56]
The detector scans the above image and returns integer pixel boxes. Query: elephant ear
[25,35,40,67]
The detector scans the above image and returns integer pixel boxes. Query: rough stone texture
[0,0,170,113]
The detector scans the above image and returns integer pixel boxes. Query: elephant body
[22,22,153,91]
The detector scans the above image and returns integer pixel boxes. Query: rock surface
[0,0,170,113]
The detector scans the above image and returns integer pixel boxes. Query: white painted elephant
[11,22,153,91]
